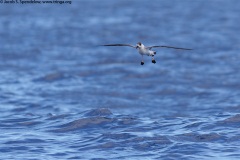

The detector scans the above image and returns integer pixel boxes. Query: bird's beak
[136,46,139,49]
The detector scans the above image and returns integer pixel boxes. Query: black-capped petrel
[102,42,192,65]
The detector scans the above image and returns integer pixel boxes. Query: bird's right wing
[101,44,136,48]
[146,45,193,50]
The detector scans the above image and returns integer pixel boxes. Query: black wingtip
[175,48,193,50]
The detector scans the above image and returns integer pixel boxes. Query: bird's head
[136,42,142,49]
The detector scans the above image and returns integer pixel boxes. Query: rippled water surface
[0,0,240,159]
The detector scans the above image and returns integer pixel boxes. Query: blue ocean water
[0,0,240,159]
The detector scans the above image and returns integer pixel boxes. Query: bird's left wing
[146,45,193,50]
[101,44,136,48]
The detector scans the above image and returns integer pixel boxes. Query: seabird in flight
[102,42,192,65]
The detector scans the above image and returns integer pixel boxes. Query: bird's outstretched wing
[101,44,136,48]
[146,45,193,50]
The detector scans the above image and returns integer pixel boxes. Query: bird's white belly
[138,49,154,56]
